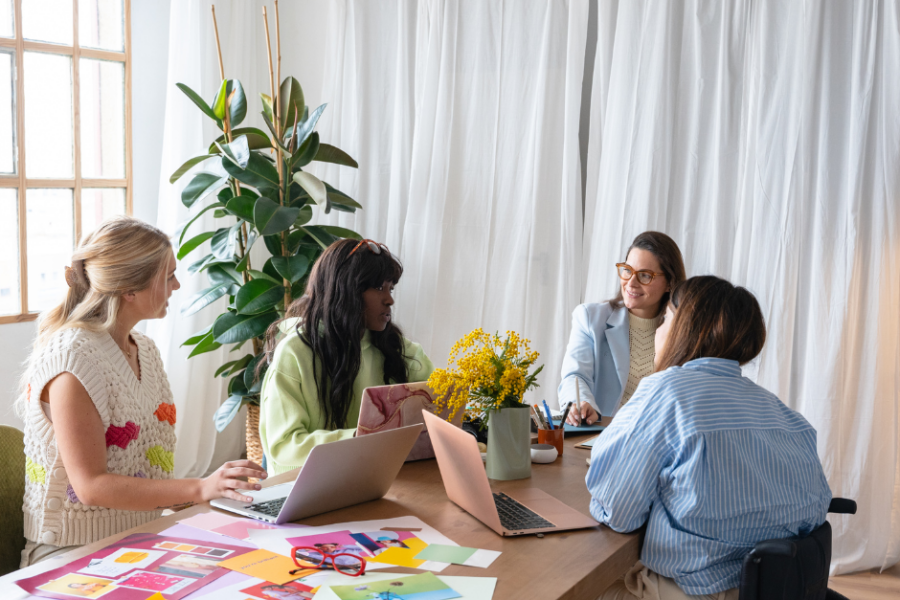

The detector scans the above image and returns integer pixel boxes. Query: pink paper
[177,512,304,541]
[15,532,254,600]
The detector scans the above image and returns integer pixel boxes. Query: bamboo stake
[275,0,281,103]
[263,5,292,310]
[211,5,251,287]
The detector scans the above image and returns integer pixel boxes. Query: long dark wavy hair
[261,238,409,429]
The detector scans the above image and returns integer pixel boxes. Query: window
[0,0,131,322]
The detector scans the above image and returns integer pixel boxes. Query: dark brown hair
[610,231,686,315]
[261,238,409,429]
[654,275,766,371]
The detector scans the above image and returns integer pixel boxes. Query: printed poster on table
[14,532,254,600]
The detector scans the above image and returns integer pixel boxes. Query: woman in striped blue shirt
[590,276,831,600]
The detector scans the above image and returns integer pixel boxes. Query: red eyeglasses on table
[289,545,367,576]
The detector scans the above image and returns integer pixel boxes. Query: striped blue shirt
[585,358,831,595]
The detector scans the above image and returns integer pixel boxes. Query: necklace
[120,338,134,360]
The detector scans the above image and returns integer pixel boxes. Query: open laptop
[211,424,422,524]
[422,410,598,536]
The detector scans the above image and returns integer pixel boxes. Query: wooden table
[1,427,638,600]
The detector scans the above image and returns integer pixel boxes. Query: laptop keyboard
[247,497,285,517]
[493,492,555,530]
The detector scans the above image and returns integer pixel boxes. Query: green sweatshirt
[259,319,435,475]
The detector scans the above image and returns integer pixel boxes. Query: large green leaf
[188,332,222,358]
[294,205,313,227]
[208,127,271,154]
[217,135,250,170]
[176,202,225,245]
[170,154,217,184]
[225,195,257,223]
[181,284,229,316]
[317,225,362,240]
[182,324,213,347]
[271,254,310,284]
[235,251,251,272]
[292,132,320,168]
[210,226,239,260]
[235,279,285,315]
[293,171,327,208]
[243,353,266,393]
[176,83,220,125]
[181,172,225,208]
[214,393,246,432]
[178,231,215,260]
[254,196,300,236]
[187,253,217,274]
[279,76,305,130]
[314,143,359,168]
[212,311,279,344]
[206,264,242,292]
[289,103,325,150]
[302,225,338,249]
[212,79,248,127]
[223,152,280,190]
[260,93,274,123]
[215,353,254,378]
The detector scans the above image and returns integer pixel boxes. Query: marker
[542,400,555,430]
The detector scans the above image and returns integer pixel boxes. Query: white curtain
[314,0,589,406]
[582,0,900,574]
[150,0,276,477]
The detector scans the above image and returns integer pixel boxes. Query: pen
[542,400,555,430]
[574,378,583,426]
[530,405,544,430]
[560,403,571,428]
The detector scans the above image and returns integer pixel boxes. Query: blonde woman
[17,216,266,567]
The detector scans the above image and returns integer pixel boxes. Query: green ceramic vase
[486,405,532,480]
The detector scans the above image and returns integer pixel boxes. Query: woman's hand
[199,460,268,503]
[566,403,599,426]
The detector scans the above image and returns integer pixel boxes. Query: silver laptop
[422,410,597,536]
[212,424,423,523]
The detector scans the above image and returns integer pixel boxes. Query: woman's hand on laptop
[200,460,268,503]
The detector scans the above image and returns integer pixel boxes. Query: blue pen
[542,400,555,430]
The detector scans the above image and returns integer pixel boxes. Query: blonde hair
[17,216,171,414]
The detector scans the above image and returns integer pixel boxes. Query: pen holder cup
[537,428,564,457]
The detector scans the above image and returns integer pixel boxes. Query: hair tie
[64,259,89,289]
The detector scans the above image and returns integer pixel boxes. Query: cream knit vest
[619,312,664,408]
[22,328,176,547]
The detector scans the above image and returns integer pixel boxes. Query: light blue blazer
[557,302,630,417]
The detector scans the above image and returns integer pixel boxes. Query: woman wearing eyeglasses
[257,238,434,475]
[560,231,685,424]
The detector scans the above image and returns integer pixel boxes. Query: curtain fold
[582,0,900,574]
[314,0,589,405]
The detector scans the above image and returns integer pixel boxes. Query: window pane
[26,188,73,312]
[0,0,13,38]
[80,58,124,178]
[0,188,19,315]
[0,50,15,174]
[81,187,124,236]
[22,0,73,45]
[24,52,73,178]
[79,0,123,52]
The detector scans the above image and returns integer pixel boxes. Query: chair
[739,498,858,600]
[0,424,26,575]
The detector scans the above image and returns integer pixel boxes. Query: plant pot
[486,405,532,480]
[245,404,264,468]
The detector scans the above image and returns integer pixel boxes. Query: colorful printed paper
[413,545,500,569]
[15,533,254,600]
[329,572,461,600]
[309,575,497,600]
[217,549,308,585]
[367,537,429,569]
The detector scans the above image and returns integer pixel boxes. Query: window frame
[0,0,132,324]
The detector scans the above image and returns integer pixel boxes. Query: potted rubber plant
[171,3,361,464]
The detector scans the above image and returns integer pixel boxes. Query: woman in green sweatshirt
[258,238,434,475]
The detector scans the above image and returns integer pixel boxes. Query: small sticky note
[145,594,167,600]
[217,548,305,585]
[415,544,502,568]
